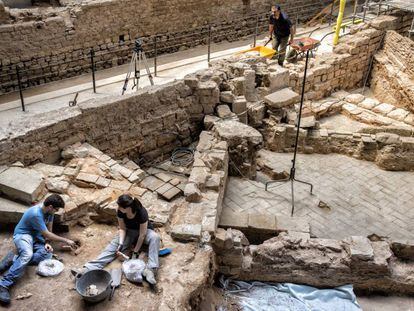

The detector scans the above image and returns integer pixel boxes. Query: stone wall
[262,120,414,171]
[0,80,219,165]
[214,230,414,295]
[285,14,413,101]
[370,30,414,112]
[0,0,331,93]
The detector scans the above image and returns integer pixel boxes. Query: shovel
[109,268,122,301]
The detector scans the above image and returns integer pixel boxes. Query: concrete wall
[0,0,330,93]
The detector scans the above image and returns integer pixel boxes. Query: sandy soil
[0,223,212,311]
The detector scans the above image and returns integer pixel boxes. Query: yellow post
[333,0,346,45]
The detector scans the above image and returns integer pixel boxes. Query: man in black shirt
[269,5,295,66]
[74,195,160,285]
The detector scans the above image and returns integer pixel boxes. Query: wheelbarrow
[234,38,276,59]
[286,37,320,62]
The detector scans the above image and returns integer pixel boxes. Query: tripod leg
[122,53,136,95]
[265,177,290,191]
[136,51,142,90]
[141,52,154,86]
[291,179,295,216]
[293,177,314,194]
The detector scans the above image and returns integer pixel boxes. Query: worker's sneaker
[0,251,14,274]
[142,268,156,285]
[0,286,11,305]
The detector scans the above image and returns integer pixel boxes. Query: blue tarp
[220,278,362,311]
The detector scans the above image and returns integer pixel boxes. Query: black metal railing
[0,1,331,111]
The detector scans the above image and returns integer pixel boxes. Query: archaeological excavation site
[0,0,414,310]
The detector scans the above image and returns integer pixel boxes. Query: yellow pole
[333,0,346,45]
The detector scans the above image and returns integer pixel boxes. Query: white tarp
[220,278,362,311]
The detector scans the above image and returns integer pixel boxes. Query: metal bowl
[75,269,113,303]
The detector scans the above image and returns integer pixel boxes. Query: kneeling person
[81,194,160,284]
[0,194,76,305]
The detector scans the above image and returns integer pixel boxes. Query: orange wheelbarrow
[287,37,320,62]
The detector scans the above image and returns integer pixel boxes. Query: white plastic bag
[122,259,146,283]
[36,259,64,277]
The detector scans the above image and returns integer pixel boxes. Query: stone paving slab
[0,167,44,204]
[223,152,414,241]
[0,197,29,224]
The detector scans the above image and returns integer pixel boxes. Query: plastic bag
[36,259,64,277]
[122,259,146,283]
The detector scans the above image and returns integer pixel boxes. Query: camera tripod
[265,49,314,217]
[121,38,154,95]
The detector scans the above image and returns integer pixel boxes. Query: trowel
[109,268,122,301]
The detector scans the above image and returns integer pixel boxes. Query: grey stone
[111,164,133,179]
[220,91,235,104]
[268,66,289,91]
[95,177,111,188]
[0,167,45,204]
[45,177,70,194]
[140,176,165,191]
[109,180,131,191]
[0,197,29,224]
[299,116,316,128]
[184,183,202,202]
[248,214,277,232]
[160,186,182,201]
[264,88,300,109]
[76,172,99,185]
[128,169,146,183]
[345,236,374,261]
[32,163,65,177]
[217,105,233,118]
[171,224,202,241]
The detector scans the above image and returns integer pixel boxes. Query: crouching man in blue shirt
[0,194,76,305]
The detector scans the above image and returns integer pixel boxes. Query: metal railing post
[207,25,212,63]
[153,36,158,77]
[90,49,96,93]
[253,14,259,47]
[16,66,25,112]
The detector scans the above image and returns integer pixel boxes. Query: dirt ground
[0,223,213,311]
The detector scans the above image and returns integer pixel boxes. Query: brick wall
[0,0,330,93]
[287,13,413,101]
[369,29,414,112]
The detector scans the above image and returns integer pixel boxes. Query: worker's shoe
[142,268,156,285]
[0,251,14,274]
[0,286,11,305]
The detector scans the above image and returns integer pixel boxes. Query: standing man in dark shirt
[269,5,295,66]
[75,194,160,285]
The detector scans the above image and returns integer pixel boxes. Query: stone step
[0,197,30,224]
[264,88,300,109]
[0,167,45,204]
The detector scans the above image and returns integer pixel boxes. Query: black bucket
[75,269,113,303]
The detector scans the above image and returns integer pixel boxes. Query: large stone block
[0,167,44,204]
[219,208,248,230]
[0,197,29,224]
[345,236,374,261]
[264,88,300,109]
[170,224,202,241]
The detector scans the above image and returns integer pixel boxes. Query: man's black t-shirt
[117,207,154,230]
[269,13,292,38]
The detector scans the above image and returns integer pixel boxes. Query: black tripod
[122,38,154,95]
[265,49,314,216]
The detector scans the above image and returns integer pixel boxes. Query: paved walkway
[223,152,414,240]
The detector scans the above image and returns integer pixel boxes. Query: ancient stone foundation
[214,230,414,295]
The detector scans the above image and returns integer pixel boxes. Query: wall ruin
[370,30,414,112]
[0,0,331,93]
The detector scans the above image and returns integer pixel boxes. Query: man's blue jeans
[0,234,52,289]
